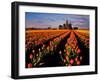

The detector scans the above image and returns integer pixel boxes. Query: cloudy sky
[25,12,89,29]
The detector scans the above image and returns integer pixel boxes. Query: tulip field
[25,30,89,68]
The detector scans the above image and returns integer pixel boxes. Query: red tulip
[70,59,74,64]
[75,57,78,62]
[28,63,32,68]
[29,54,33,59]
[77,48,81,54]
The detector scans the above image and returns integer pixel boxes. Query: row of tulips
[26,31,67,50]
[26,31,70,68]
[74,31,89,48]
[59,31,82,66]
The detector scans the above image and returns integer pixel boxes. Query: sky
[25,12,89,29]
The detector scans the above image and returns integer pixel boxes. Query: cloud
[25,12,89,29]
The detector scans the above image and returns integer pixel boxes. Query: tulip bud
[39,48,41,52]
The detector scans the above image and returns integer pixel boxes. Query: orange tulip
[76,60,80,65]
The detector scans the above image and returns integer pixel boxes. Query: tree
[59,25,63,29]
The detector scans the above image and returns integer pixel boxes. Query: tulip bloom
[28,63,32,68]
[76,60,80,65]
[29,54,33,59]
[70,59,74,64]
[77,48,81,54]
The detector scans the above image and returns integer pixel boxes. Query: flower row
[26,31,67,50]
[59,31,82,66]
[26,31,70,68]
[74,31,89,48]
